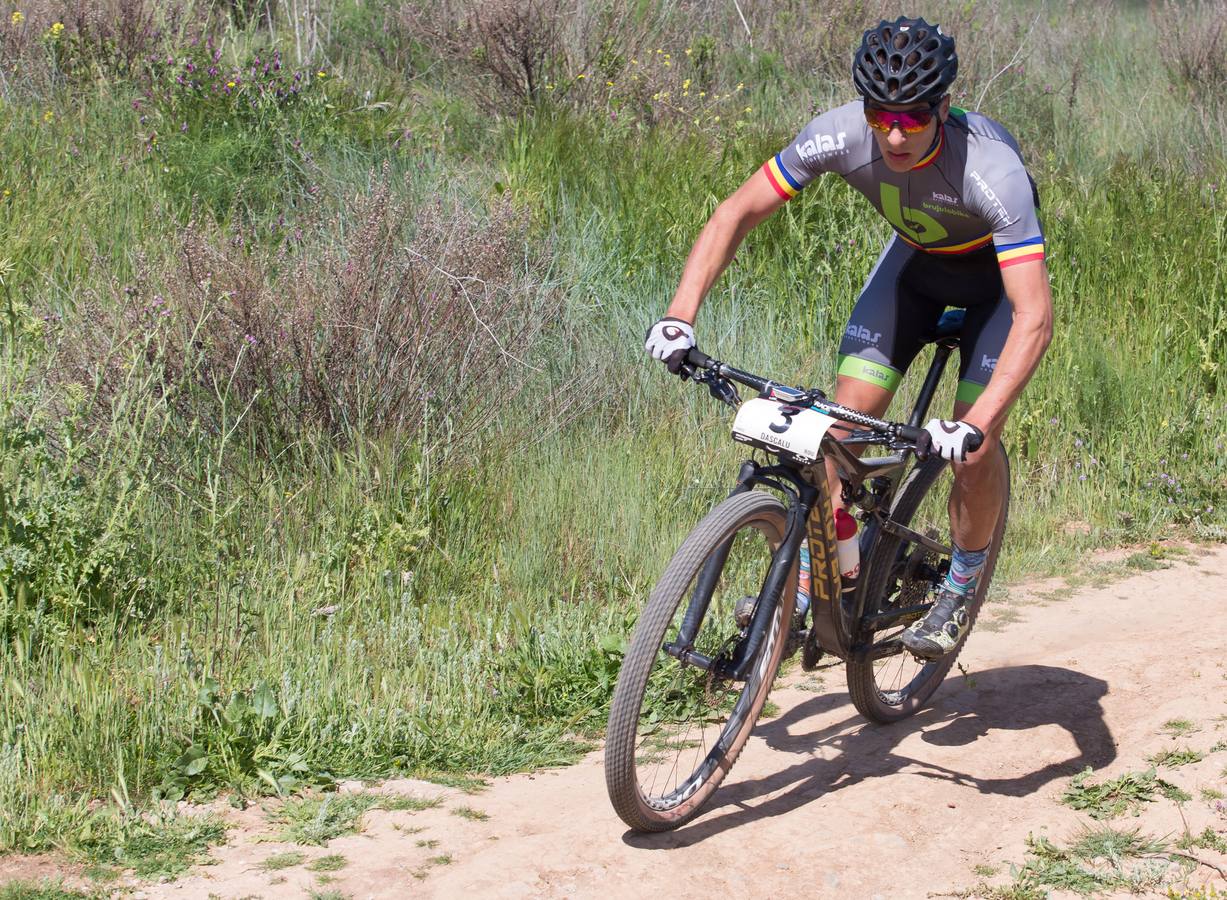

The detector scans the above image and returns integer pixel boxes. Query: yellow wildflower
[736,82,744,91]
[699,91,706,98]
[317,70,327,77]
[577,73,585,79]
[685,47,693,56]
[713,115,720,122]
[663,60,671,67]
[655,48,662,54]
[682,91,689,97]
[744,106,752,113]
[226,81,236,88]
[682,79,690,89]
[2,189,10,198]
[42,109,52,122]
[50,21,62,35]
[10,10,23,25]
[631,58,637,64]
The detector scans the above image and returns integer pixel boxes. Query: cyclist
[644,16,1053,659]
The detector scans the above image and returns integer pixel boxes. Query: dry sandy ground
[11,544,1227,899]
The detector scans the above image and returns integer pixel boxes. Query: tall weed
[50,178,564,450]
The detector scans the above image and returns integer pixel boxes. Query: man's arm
[664,171,790,324]
[961,258,1054,435]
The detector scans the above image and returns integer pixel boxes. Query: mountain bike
[604,309,1010,832]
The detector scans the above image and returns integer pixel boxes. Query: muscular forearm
[965,306,1052,434]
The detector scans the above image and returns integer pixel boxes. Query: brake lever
[707,374,741,409]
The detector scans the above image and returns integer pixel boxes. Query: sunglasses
[863,101,940,134]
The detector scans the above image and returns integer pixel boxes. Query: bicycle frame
[665,310,967,678]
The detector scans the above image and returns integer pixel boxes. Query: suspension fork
[719,480,816,681]
[668,461,815,681]
[673,460,759,650]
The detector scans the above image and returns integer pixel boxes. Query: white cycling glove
[644,317,696,374]
[922,419,984,462]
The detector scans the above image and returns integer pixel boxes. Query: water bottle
[835,508,860,588]
[795,539,812,618]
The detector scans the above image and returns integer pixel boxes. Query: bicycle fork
[665,461,819,682]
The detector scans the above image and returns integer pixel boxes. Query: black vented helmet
[852,16,957,104]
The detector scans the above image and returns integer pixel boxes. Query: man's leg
[825,375,893,515]
[901,288,1013,659]
[828,236,932,511]
[948,402,1007,554]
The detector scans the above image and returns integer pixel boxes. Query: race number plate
[731,398,838,463]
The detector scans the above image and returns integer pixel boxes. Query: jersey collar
[911,125,944,171]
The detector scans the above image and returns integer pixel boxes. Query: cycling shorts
[836,236,1012,405]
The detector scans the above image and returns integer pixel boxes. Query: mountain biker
[644,16,1053,659]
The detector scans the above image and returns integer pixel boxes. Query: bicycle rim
[847,449,1010,723]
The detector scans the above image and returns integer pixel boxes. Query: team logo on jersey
[932,191,959,205]
[844,324,881,346]
[796,132,847,162]
[981,354,998,372]
[879,183,949,244]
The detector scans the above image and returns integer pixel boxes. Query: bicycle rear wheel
[604,490,795,832]
[846,447,1010,724]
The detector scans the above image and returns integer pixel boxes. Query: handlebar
[682,347,938,457]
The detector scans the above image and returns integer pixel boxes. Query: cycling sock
[945,542,988,596]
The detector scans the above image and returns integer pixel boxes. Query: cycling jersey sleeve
[967,163,1045,269]
[761,102,864,201]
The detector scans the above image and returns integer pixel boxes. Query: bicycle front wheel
[604,490,796,832]
[846,446,1010,724]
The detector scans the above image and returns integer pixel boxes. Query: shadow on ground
[624,664,1113,847]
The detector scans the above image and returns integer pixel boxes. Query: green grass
[2,0,1226,858]
[68,810,227,881]
[1060,768,1189,820]
[1176,827,1227,854]
[450,806,489,822]
[1148,748,1206,769]
[977,828,1179,897]
[260,850,307,871]
[269,793,380,846]
[1161,719,1200,738]
[379,795,442,812]
[306,891,348,900]
[0,884,101,900]
[307,853,349,872]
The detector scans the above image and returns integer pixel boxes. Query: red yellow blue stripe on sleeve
[762,154,802,200]
[996,237,1045,268]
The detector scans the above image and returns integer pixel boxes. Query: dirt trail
[94,547,1227,896]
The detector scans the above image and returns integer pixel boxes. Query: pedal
[801,632,824,671]
[734,595,756,629]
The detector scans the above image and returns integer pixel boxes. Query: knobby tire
[604,490,795,832]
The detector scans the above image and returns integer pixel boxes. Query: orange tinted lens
[864,106,933,133]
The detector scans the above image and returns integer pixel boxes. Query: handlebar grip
[896,424,926,445]
[685,347,713,369]
[896,424,932,460]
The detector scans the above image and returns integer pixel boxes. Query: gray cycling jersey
[762,101,1045,267]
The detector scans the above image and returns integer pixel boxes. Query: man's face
[868,96,950,172]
